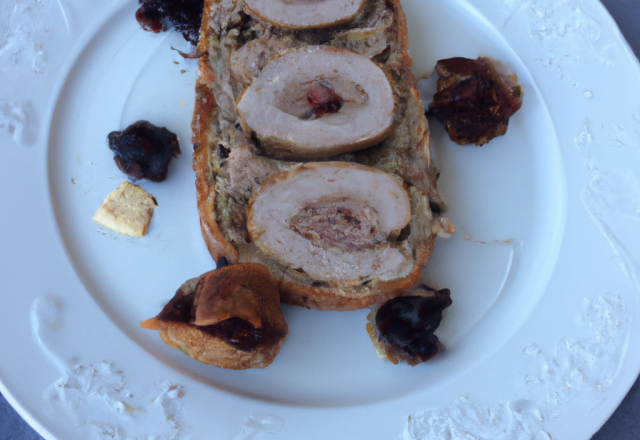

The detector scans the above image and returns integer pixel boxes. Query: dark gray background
[1,0,639,439]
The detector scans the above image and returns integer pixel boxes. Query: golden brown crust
[142,317,286,369]
[191,0,448,310]
[388,0,413,72]
[192,61,239,264]
[193,141,239,264]
[192,3,240,264]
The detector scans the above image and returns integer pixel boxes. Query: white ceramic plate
[1,0,639,438]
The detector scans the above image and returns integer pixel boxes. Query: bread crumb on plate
[92,181,157,237]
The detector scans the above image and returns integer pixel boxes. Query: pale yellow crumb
[92,181,158,237]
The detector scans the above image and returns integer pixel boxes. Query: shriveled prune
[426,57,523,146]
[108,120,181,182]
[369,286,452,365]
[135,0,204,45]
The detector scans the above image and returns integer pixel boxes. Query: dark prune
[198,317,287,352]
[156,292,285,352]
[307,82,343,118]
[135,0,204,45]
[108,120,181,182]
[375,287,452,365]
[216,257,230,268]
[426,57,523,146]
[157,286,195,324]
[217,144,231,160]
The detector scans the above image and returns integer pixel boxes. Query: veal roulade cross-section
[191,0,453,310]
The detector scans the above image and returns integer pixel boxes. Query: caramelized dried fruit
[426,57,523,146]
[157,288,283,352]
[140,264,289,369]
[135,0,204,45]
[154,266,287,352]
[108,120,181,182]
[373,286,451,365]
[306,82,343,118]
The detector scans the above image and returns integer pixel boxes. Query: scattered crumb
[475,238,514,246]
[461,229,513,245]
[417,69,434,80]
[71,178,75,185]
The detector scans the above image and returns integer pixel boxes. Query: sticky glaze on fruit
[375,287,452,365]
[306,82,343,118]
[135,0,204,45]
[156,284,286,352]
[426,57,523,146]
[108,120,181,182]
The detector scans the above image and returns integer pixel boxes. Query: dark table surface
[1,0,639,439]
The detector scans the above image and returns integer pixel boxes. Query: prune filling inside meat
[135,0,204,45]
[426,57,523,146]
[108,120,181,182]
[306,83,343,118]
[376,288,452,364]
[157,285,284,352]
[290,204,382,251]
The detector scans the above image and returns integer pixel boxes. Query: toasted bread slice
[191,0,452,310]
